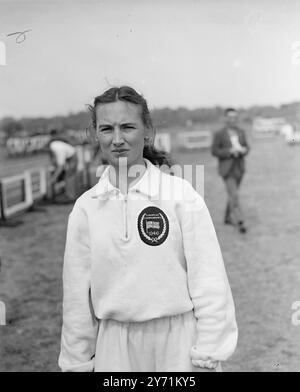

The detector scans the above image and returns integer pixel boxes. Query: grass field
[0,136,300,372]
[0,146,50,178]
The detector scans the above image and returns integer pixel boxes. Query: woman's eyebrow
[98,121,137,128]
[121,122,137,126]
[98,123,112,128]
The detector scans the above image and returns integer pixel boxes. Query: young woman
[58,86,238,372]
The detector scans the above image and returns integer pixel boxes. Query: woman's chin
[109,154,144,168]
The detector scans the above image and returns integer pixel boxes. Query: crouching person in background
[48,129,78,203]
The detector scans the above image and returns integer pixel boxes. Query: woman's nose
[112,128,125,145]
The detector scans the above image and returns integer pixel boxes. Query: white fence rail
[177,130,212,149]
[0,172,32,219]
[6,135,50,156]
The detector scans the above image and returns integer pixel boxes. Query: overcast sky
[1,0,300,118]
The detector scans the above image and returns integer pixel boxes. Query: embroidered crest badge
[137,206,169,246]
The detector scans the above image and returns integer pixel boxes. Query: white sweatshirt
[58,158,238,372]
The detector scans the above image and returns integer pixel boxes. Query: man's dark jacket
[211,126,250,178]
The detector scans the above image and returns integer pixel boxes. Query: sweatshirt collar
[91,158,161,199]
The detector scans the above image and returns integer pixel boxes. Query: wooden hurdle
[0,172,32,224]
[0,148,96,224]
[27,168,48,202]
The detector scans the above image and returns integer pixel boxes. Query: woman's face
[96,100,148,168]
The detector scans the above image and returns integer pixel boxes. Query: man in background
[211,108,250,233]
[48,129,78,203]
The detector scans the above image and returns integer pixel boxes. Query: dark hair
[50,128,58,137]
[225,107,237,115]
[88,86,172,167]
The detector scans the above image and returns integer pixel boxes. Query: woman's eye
[100,128,112,133]
[123,125,134,130]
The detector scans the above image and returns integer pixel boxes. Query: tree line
[1,102,300,139]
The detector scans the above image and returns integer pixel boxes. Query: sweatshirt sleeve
[58,201,99,372]
[181,181,238,368]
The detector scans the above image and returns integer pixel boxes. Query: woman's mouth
[112,149,129,155]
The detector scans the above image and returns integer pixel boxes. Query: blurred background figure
[281,122,300,145]
[211,108,250,234]
[48,129,78,203]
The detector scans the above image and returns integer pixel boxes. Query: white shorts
[94,310,222,372]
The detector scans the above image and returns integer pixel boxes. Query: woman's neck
[109,159,147,194]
